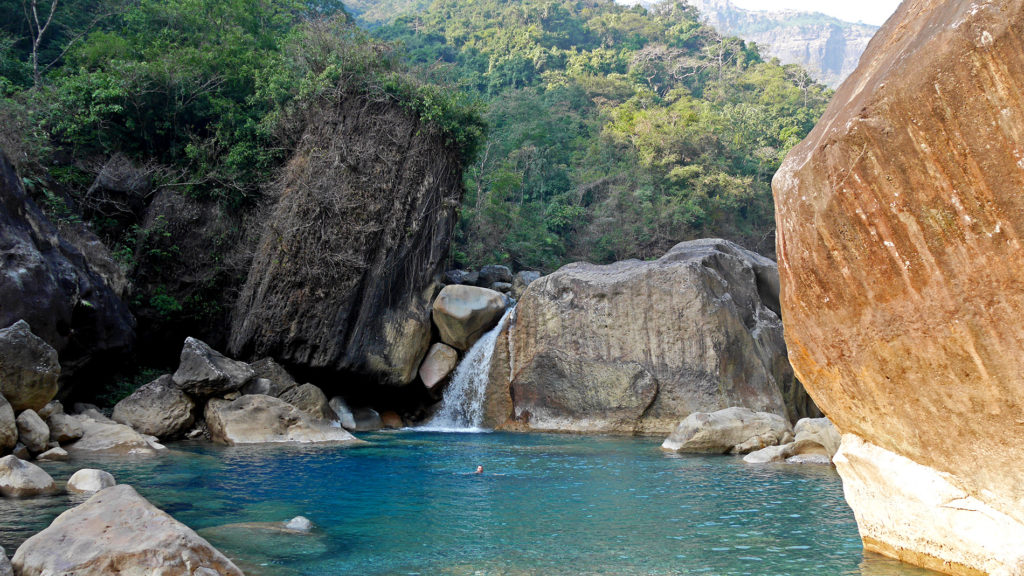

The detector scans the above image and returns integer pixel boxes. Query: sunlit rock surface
[773,0,1024,572]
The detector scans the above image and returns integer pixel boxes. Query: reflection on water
[2,432,941,576]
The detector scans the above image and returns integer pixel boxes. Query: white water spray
[420,307,514,432]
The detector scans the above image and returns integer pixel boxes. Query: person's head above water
[475,465,483,474]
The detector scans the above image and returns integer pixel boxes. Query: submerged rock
[12,484,243,575]
[173,337,255,398]
[773,0,1024,572]
[661,407,791,454]
[502,239,816,435]
[205,395,361,446]
[432,285,508,351]
[113,374,195,439]
[67,468,117,494]
[0,455,56,497]
[0,321,60,413]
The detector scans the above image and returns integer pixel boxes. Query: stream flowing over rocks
[484,239,817,435]
[774,0,1024,573]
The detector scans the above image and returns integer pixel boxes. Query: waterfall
[420,307,514,432]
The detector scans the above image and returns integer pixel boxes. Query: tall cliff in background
[229,92,466,388]
[688,0,878,87]
[774,0,1024,573]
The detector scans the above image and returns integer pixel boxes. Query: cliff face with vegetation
[687,0,877,88]
[774,0,1024,573]
[230,91,468,386]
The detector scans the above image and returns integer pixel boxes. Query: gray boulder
[112,374,195,439]
[661,407,792,454]
[502,239,819,435]
[15,409,49,453]
[67,468,117,494]
[279,383,335,421]
[444,269,479,285]
[418,343,459,391]
[512,270,541,299]
[243,357,299,397]
[37,400,62,420]
[47,412,84,443]
[490,282,512,294]
[432,285,508,351]
[0,394,15,454]
[478,264,513,286]
[0,150,135,384]
[172,337,255,398]
[0,455,56,497]
[11,484,243,575]
[35,446,68,461]
[65,414,156,455]
[0,321,60,412]
[205,395,361,446]
[352,408,383,432]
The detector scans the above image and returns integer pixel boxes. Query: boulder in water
[380,411,404,429]
[661,407,792,454]
[284,516,314,532]
[352,408,382,432]
[205,395,361,445]
[279,383,335,421]
[12,484,244,575]
[432,285,508,351]
[67,468,116,494]
[35,446,68,461]
[0,455,56,497]
[65,414,156,455]
[172,337,255,398]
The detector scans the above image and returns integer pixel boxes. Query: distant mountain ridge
[619,0,878,87]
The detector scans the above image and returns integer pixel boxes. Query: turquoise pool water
[2,431,938,576]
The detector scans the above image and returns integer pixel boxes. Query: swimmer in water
[475,465,484,474]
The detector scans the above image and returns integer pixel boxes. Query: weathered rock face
[12,484,244,576]
[501,239,817,435]
[0,150,135,381]
[112,375,195,439]
[46,412,83,443]
[229,94,467,387]
[0,455,56,497]
[278,383,335,421]
[243,358,299,397]
[773,1,1024,573]
[432,285,508,351]
[173,337,255,398]
[661,407,792,454]
[0,321,60,412]
[205,395,361,445]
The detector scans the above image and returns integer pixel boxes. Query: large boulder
[772,0,1024,573]
[0,394,15,454]
[205,395,361,446]
[661,407,792,454]
[499,239,817,435]
[279,383,335,421]
[0,150,134,384]
[228,94,470,387]
[112,374,195,439]
[418,343,459,391]
[14,410,48,454]
[11,484,243,575]
[172,337,254,398]
[46,412,83,443]
[432,285,508,351]
[512,270,541,300]
[67,468,117,494]
[0,455,56,497]
[242,357,299,397]
[65,414,156,455]
[0,321,59,412]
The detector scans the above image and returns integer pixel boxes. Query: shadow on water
[2,432,942,576]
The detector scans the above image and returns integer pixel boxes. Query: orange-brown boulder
[774,1,1024,573]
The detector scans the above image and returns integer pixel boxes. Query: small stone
[186,428,205,440]
[16,410,49,454]
[490,282,512,293]
[66,469,116,493]
[0,455,56,497]
[35,447,68,462]
[284,516,314,532]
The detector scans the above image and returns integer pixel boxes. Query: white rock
[661,407,791,454]
[835,434,1024,575]
[35,447,68,462]
[0,455,56,497]
[284,516,314,532]
[743,443,795,464]
[67,469,117,494]
[64,415,155,455]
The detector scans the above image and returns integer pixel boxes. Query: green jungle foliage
[374,0,831,269]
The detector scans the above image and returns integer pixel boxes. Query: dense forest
[0,0,829,277]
